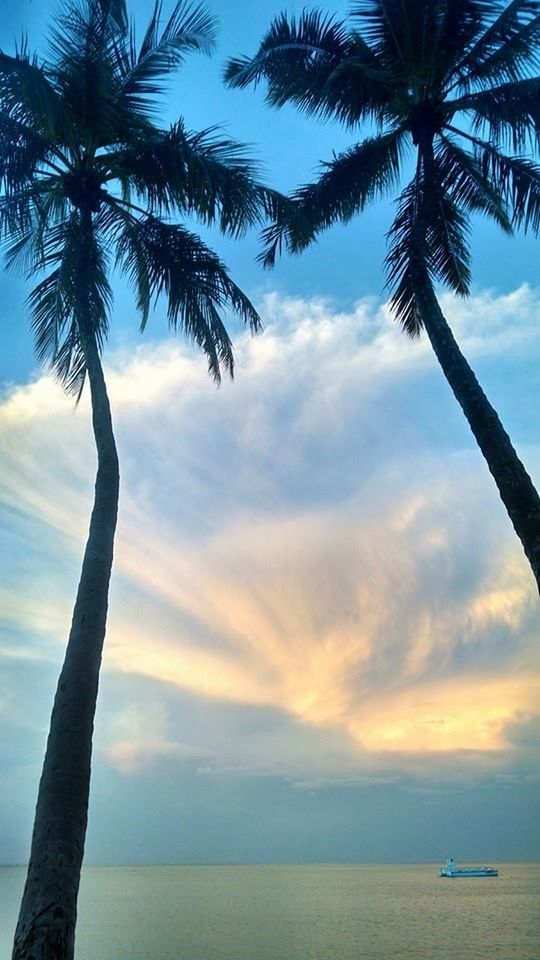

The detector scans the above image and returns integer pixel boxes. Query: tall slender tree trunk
[12,212,120,960]
[415,273,540,592]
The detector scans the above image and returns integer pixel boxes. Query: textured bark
[12,213,120,960]
[415,274,540,593]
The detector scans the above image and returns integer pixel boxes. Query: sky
[0,0,539,866]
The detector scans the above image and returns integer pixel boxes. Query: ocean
[1,863,539,959]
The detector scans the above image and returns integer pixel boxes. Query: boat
[439,857,498,878]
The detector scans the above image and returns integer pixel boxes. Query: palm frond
[0,176,64,249]
[384,163,424,336]
[260,129,407,267]
[505,159,540,232]
[0,113,54,192]
[49,0,118,67]
[449,76,540,149]
[97,0,129,35]
[350,0,473,73]
[437,133,513,231]
[430,0,496,83]
[105,121,277,235]
[449,130,540,231]
[352,0,496,92]
[425,189,471,296]
[102,198,151,327]
[2,184,69,276]
[386,146,472,334]
[352,0,411,67]
[115,215,261,381]
[453,0,540,89]
[0,50,62,138]
[225,10,390,127]
[44,2,162,149]
[118,1,216,115]
[225,9,351,90]
[47,0,132,148]
[27,214,112,396]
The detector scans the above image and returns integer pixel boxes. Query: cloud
[1,287,539,790]
[438,283,540,358]
[100,699,191,773]
[102,486,538,757]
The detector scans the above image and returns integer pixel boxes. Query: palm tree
[225,0,540,592]
[0,1,279,956]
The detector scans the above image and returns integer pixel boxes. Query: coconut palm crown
[226,0,540,590]
[1,1,279,957]
[1,0,281,390]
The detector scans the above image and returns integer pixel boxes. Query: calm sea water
[1,863,539,959]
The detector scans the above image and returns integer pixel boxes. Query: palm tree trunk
[12,214,120,960]
[415,273,540,592]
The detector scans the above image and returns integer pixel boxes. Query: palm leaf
[2,184,69,276]
[225,10,390,127]
[437,133,513,231]
[349,0,471,73]
[386,147,472,334]
[260,129,407,267]
[0,50,62,138]
[453,0,540,89]
[428,0,497,81]
[385,165,424,335]
[225,10,352,90]
[449,130,540,231]
[449,76,540,149]
[48,0,134,148]
[0,113,55,192]
[352,0,498,91]
[425,190,471,296]
[119,1,216,114]
[105,121,277,235]
[115,215,261,381]
[353,0,412,67]
[97,0,129,35]
[26,213,112,396]
[0,177,63,248]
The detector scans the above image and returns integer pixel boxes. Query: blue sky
[0,0,539,866]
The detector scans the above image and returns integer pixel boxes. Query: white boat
[439,857,498,878]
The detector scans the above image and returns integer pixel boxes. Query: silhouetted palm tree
[226,0,540,591]
[0,1,278,956]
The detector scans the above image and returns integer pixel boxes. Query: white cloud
[1,287,539,784]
